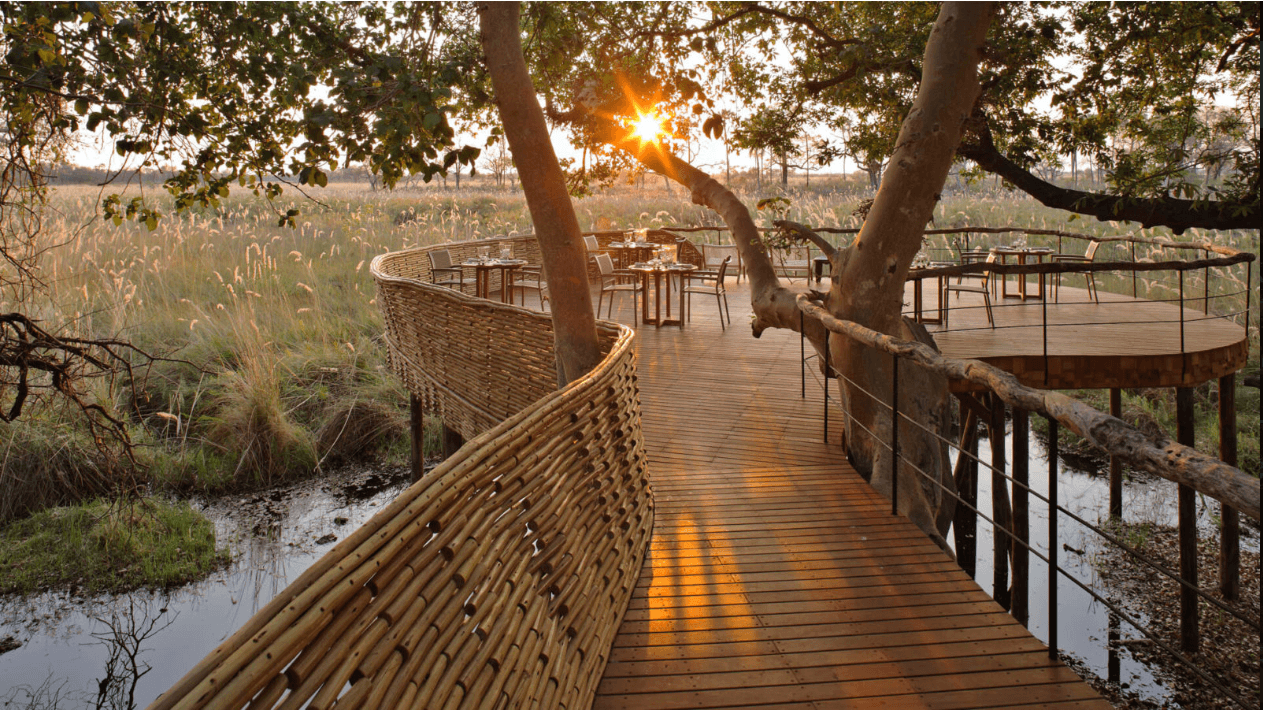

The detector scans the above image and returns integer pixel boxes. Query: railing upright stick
[991,393,1011,611]
[1136,236,1146,294]
[1042,287,1049,387]
[1109,388,1123,520]
[1012,408,1030,626]
[823,334,830,444]
[800,310,806,399]
[1179,270,1186,379]
[891,355,899,516]
[1047,416,1059,660]
[1204,266,1210,315]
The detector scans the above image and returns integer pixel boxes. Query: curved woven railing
[152,245,652,710]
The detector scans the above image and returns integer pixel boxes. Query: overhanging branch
[960,130,1261,234]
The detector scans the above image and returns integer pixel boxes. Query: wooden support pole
[953,402,979,579]
[1012,407,1030,626]
[1218,373,1239,600]
[1176,386,1199,653]
[409,395,426,483]
[990,393,1012,611]
[442,423,465,461]
[1109,388,1123,520]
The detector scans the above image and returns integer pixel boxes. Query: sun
[631,112,666,143]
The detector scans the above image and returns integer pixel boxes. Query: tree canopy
[522,1,1261,233]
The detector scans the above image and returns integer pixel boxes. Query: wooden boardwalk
[588,283,1111,709]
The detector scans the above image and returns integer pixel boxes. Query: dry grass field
[3,179,1256,517]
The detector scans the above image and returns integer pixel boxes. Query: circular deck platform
[915,283,1249,391]
[591,278,1248,392]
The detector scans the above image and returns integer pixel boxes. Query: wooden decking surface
[588,283,1111,709]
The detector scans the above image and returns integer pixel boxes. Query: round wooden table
[991,246,1054,300]
[627,263,694,328]
[608,242,658,269]
[460,258,527,302]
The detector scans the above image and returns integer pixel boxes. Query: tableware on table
[478,246,491,261]
[500,244,513,259]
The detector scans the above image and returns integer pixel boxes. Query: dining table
[627,262,695,328]
[460,257,528,302]
[909,261,956,324]
[991,246,1055,300]
[607,241,659,269]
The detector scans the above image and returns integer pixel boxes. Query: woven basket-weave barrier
[151,242,652,710]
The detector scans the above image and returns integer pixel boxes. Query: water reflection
[88,599,175,710]
[0,464,413,709]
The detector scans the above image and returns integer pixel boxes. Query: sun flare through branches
[631,112,667,144]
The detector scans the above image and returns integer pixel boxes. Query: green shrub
[0,497,227,594]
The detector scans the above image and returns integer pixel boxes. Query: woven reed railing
[152,245,652,710]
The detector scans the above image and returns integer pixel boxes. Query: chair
[427,249,475,293]
[512,265,549,311]
[773,244,812,282]
[1052,241,1101,303]
[684,256,732,329]
[957,248,991,289]
[700,243,742,283]
[595,253,641,324]
[942,252,997,328]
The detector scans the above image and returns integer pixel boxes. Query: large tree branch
[959,125,1262,234]
[804,58,918,95]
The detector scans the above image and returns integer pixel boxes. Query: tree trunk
[479,2,602,388]
[596,2,993,546]
[830,1,995,545]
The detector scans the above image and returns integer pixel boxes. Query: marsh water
[0,444,1254,708]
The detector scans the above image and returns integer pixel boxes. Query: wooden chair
[1052,240,1101,303]
[701,243,742,283]
[595,253,641,324]
[942,252,997,328]
[773,244,812,282]
[684,256,732,329]
[512,265,549,311]
[427,249,475,293]
[957,248,992,291]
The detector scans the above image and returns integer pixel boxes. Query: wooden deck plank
[594,280,1112,709]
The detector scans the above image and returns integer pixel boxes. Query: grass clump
[0,497,228,594]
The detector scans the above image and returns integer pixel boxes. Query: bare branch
[773,219,837,258]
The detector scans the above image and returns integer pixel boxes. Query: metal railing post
[1179,270,1186,380]
[1204,266,1210,315]
[1109,388,1123,520]
[800,310,806,398]
[1136,236,1146,294]
[823,334,830,444]
[1042,288,1049,387]
[1012,408,1030,626]
[891,355,899,516]
[1047,416,1059,659]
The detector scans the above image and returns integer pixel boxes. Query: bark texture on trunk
[479,2,602,388]
[828,2,994,544]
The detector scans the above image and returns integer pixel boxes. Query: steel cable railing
[797,296,1259,709]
